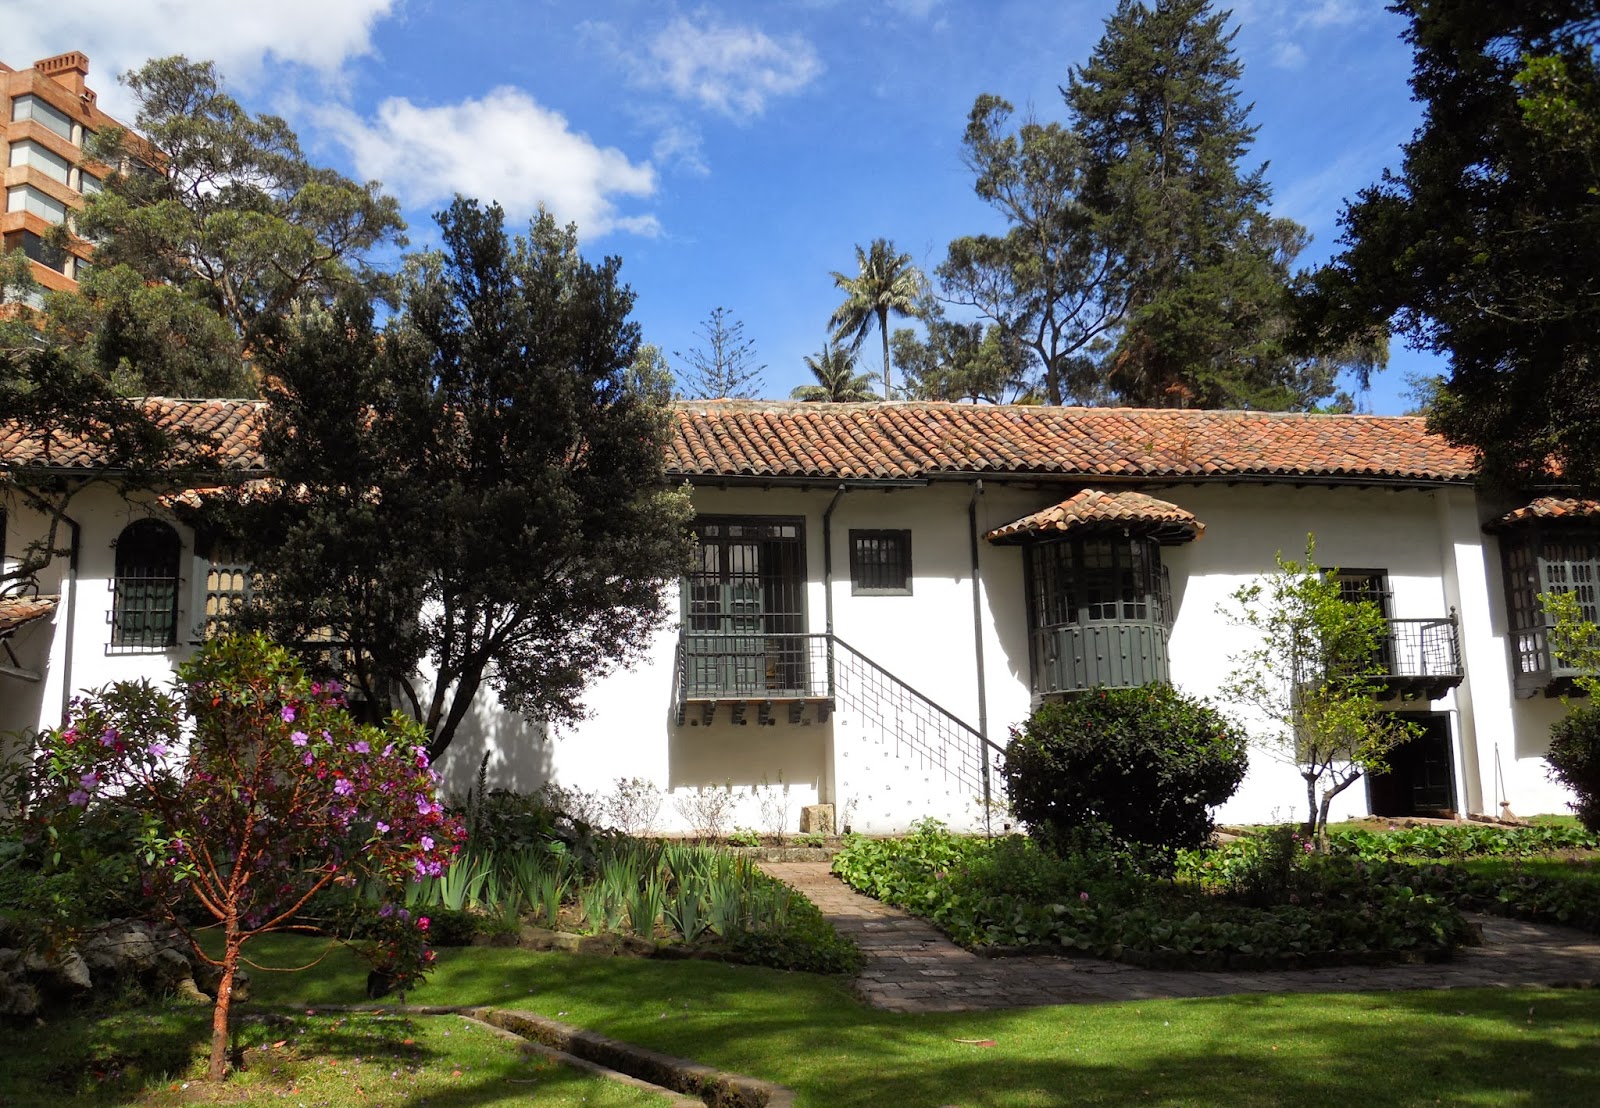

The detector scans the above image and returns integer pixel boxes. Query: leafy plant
[727,827,762,848]
[1221,537,1422,848]
[1003,685,1247,859]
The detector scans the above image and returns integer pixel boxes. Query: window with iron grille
[849,529,912,595]
[1500,528,1600,684]
[681,516,810,697]
[110,519,180,651]
[201,547,255,640]
[1026,536,1168,631]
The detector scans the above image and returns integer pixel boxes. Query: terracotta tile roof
[0,594,57,635]
[1485,497,1600,532]
[668,401,1477,483]
[4,397,1477,486]
[986,488,1204,545]
[0,398,267,472]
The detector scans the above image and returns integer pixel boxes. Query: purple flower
[420,835,435,852]
[375,820,390,834]
[352,740,370,755]
[99,728,118,747]
[280,706,296,723]
[149,742,168,758]
[291,731,309,747]
[67,789,89,807]
[378,902,394,918]
[80,771,99,789]
[381,743,395,758]
[334,777,354,796]
[416,795,433,815]
[303,752,315,767]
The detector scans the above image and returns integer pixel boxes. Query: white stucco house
[3,398,1594,833]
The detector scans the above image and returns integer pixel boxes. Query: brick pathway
[760,861,1600,1013]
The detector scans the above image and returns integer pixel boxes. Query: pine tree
[1064,0,1365,408]
[674,307,766,399]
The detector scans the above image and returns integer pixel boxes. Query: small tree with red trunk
[27,633,463,1080]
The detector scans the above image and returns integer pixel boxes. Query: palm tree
[790,342,878,401]
[828,238,923,399]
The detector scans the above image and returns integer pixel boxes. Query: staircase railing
[674,629,1007,824]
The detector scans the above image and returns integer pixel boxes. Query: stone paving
[759,860,1600,1013]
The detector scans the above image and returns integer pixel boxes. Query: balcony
[1030,619,1171,700]
[1371,615,1463,701]
[674,631,834,725]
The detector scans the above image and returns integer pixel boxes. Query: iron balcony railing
[1380,615,1462,683]
[676,631,832,700]
[674,630,1007,817]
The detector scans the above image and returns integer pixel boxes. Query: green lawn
[11,934,1600,1105]
[0,1001,670,1107]
[1459,853,1600,887]
[227,934,1600,1107]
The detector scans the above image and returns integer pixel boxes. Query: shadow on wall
[431,695,554,799]
[668,719,825,792]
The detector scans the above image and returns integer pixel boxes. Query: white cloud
[884,0,945,19]
[1270,42,1309,70]
[319,88,660,238]
[2,0,397,118]
[622,12,823,121]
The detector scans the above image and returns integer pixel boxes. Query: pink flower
[1079,891,1090,902]
[375,821,390,834]
[420,835,435,852]
[291,731,309,746]
[280,706,296,723]
[334,777,354,796]
[417,916,430,931]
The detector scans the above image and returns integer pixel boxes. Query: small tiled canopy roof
[1484,497,1600,532]
[986,488,1204,546]
[0,595,58,636]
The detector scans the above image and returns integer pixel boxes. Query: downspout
[820,485,847,816]
[57,512,81,726]
[968,481,993,835]
[821,484,847,638]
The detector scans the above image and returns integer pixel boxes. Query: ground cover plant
[320,791,861,976]
[831,821,1470,967]
[14,932,1596,1107]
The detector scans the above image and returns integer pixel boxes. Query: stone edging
[266,1003,795,1107]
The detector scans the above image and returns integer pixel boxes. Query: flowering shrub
[26,633,464,1079]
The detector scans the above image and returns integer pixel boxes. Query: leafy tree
[1,261,181,590]
[1222,538,1421,848]
[63,56,405,396]
[674,306,766,399]
[1542,589,1600,829]
[790,341,877,401]
[829,238,924,399]
[26,634,462,1081]
[892,313,1039,404]
[1304,2,1600,491]
[941,95,1122,405]
[212,199,693,762]
[1002,684,1247,859]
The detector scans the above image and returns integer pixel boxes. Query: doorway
[1367,713,1456,818]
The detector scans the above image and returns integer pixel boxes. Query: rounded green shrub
[1548,704,1600,832]
[1002,684,1248,856]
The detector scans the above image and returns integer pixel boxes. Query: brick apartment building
[2,51,131,301]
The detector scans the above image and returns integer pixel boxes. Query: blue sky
[10,0,1437,411]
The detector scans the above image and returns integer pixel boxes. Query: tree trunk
[208,932,240,1081]
[1303,774,1318,841]
[1316,792,1335,854]
[879,313,892,399]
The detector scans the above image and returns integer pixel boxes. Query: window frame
[109,519,182,652]
[848,528,913,596]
